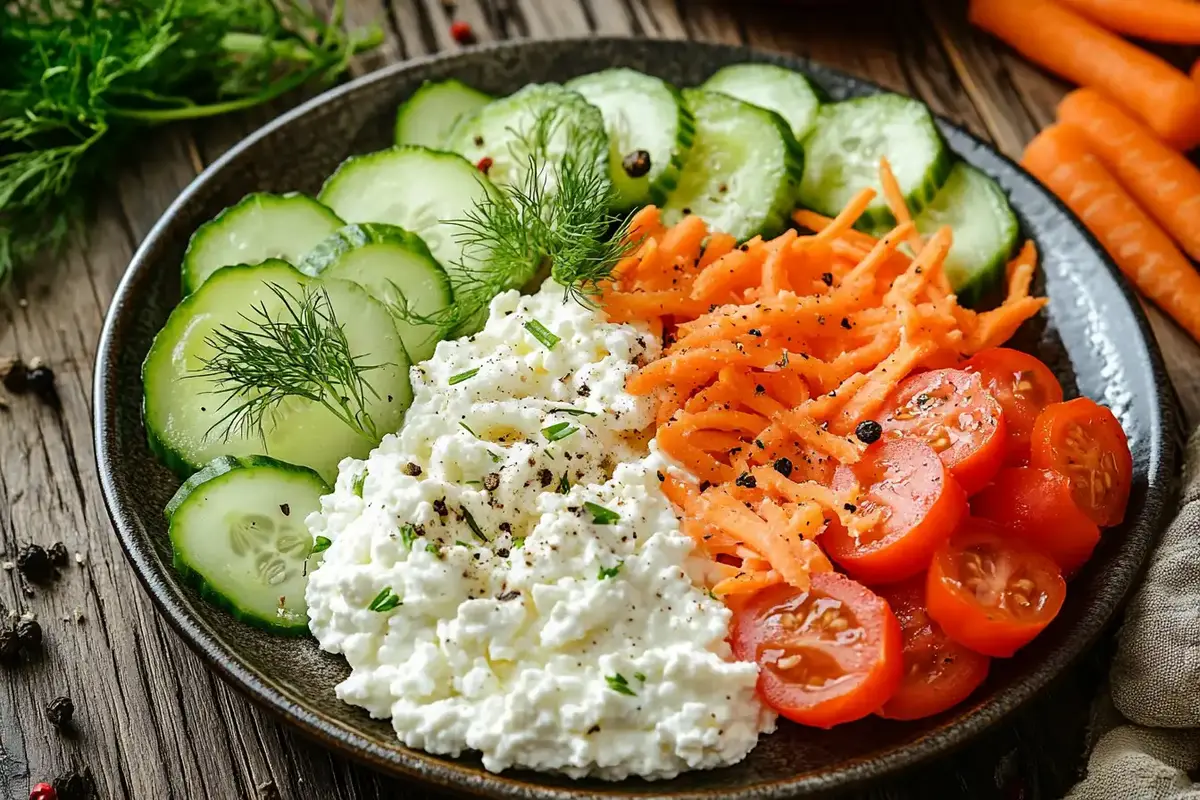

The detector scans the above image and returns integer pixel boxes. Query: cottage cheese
[306,282,775,780]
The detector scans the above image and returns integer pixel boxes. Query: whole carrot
[1055,0,1200,44]
[970,0,1200,151]
[1058,89,1200,262]
[1022,124,1200,344]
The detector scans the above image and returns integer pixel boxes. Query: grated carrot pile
[603,159,1047,597]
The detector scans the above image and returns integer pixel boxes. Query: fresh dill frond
[0,0,381,280]
[192,282,384,445]
[393,106,639,336]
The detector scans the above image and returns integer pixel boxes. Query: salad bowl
[94,36,1178,799]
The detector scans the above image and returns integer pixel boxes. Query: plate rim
[93,34,1178,799]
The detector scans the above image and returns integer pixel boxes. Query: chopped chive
[549,406,597,417]
[605,673,636,696]
[368,587,401,613]
[459,421,479,437]
[399,524,417,548]
[598,561,622,580]
[512,536,526,549]
[524,318,560,350]
[425,541,440,556]
[352,470,367,497]
[557,472,570,494]
[634,672,646,682]
[449,367,480,385]
[584,501,620,525]
[542,421,578,442]
[311,536,332,554]
[462,507,488,542]
[488,449,503,463]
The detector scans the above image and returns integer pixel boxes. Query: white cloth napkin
[1067,431,1200,799]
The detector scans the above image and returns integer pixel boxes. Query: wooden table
[3,1,1198,798]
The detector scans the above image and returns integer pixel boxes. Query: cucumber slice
[661,89,804,241]
[318,146,498,293]
[181,193,343,294]
[446,83,610,196]
[143,260,411,483]
[300,223,452,363]
[798,94,952,232]
[394,79,493,148]
[166,455,328,634]
[565,68,695,209]
[915,163,1019,307]
[701,63,822,141]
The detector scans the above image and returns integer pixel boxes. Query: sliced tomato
[876,578,990,721]
[731,572,902,728]
[879,368,1007,494]
[823,438,968,585]
[964,348,1064,465]
[972,467,1100,574]
[1030,398,1132,527]
[926,520,1066,657]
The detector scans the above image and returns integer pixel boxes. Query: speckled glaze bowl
[94,37,1177,799]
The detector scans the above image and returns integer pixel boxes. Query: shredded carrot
[603,162,1046,594]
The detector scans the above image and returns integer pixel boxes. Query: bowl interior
[95,38,1176,799]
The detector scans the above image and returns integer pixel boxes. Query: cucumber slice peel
[915,162,1019,307]
[181,193,343,294]
[662,89,804,241]
[702,63,822,141]
[565,68,695,209]
[143,260,412,483]
[799,94,951,232]
[167,455,329,634]
[394,79,494,149]
[300,223,452,363]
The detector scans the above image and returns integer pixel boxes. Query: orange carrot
[1058,89,1200,261]
[1023,124,1200,342]
[1055,0,1200,44]
[970,0,1200,150]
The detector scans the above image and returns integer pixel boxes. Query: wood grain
[1,2,1196,798]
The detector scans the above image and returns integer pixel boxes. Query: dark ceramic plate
[95,37,1177,800]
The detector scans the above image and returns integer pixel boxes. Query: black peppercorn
[2,358,27,393]
[16,618,42,652]
[48,542,69,567]
[0,625,20,662]
[735,472,757,489]
[46,695,74,728]
[621,149,652,178]
[17,544,53,582]
[482,472,500,492]
[402,462,422,477]
[25,364,59,408]
[772,458,793,477]
[855,420,883,444]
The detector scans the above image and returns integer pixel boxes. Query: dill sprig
[192,282,384,445]
[0,0,381,279]
[393,108,639,336]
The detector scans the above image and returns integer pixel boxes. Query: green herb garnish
[352,469,367,498]
[557,472,570,494]
[425,541,440,556]
[584,502,619,525]
[605,673,636,697]
[542,422,577,443]
[523,319,560,350]
[549,407,597,417]
[368,587,400,613]
[634,672,646,682]
[459,421,479,437]
[399,524,417,548]
[512,536,526,550]
[462,507,487,543]
[598,561,622,580]
[449,368,480,386]
[0,1,381,280]
[192,283,383,445]
[311,536,332,554]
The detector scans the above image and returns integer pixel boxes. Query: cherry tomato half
[972,467,1100,575]
[964,348,1064,465]
[1030,398,1133,527]
[926,519,1066,658]
[731,572,903,728]
[824,438,968,585]
[879,369,1007,494]
[875,578,990,721]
